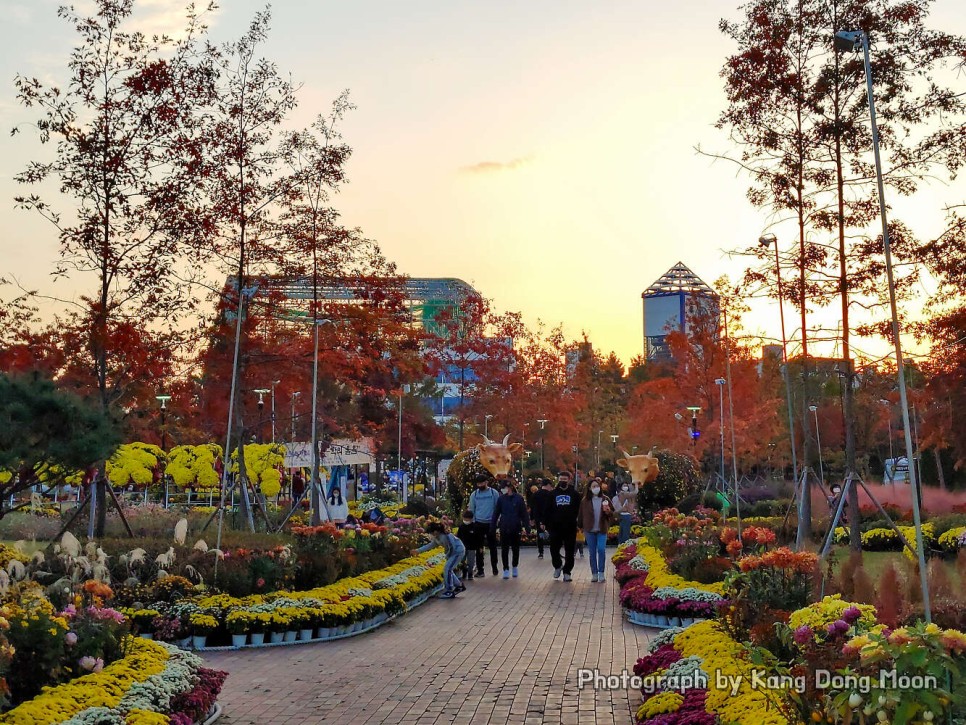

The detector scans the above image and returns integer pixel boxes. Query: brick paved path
[204,549,651,724]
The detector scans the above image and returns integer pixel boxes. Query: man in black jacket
[530,478,555,559]
[547,471,581,582]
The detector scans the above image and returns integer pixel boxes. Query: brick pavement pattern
[204,549,652,724]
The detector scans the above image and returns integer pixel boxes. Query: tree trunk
[933,448,947,491]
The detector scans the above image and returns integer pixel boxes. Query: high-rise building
[641,262,718,361]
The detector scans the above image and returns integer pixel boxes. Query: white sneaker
[563,573,572,582]
[502,570,510,579]
[591,572,599,582]
[553,568,562,579]
[512,567,518,578]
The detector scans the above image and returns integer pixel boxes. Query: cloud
[459,156,533,174]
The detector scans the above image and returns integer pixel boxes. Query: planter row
[624,608,706,629]
[163,586,443,651]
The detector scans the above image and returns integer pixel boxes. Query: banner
[283,438,375,468]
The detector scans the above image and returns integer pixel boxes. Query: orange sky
[2,0,964,366]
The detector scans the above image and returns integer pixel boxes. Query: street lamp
[291,391,301,443]
[597,430,604,468]
[808,405,824,484]
[686,406,702,447]
[253,389,270,444]
[835,27,930,619]
[879,399,894,467]
[484,414,493,439]
[714,379,726,485]
[270,380,281,444]
[759,232,799,485]
[155,395,171,452]
[537,418,548,471]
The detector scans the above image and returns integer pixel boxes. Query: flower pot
[192,635,207,650]
[283,630,297,643]
[231,633,248,648]
[249,632,265,646]
[139,633,154,640]
[680,617,694,628]
[177,637,191,649]
[299,628,313,641]
[317,627,332,639]
[270,632,285,644]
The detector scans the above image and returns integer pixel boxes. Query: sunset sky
[2,0,964,365]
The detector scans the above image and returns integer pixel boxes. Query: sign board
[884,457,909,484]
[284,438,375,468]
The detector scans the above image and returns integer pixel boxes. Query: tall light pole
[879,399,894,469]
[809,405,824,484]
[484,414,493,440]
[270,380,281,444]
[714,379,726,485]
[291,391,301,444]
[835,28,930,620]
[597,430,604,468]
[759,233,799,485]
[397,389,405,503]
[156,395,171,452]
[537,418,548,471]
[686,406,702,448]
[310,319,335,525]
[253,389,269,444]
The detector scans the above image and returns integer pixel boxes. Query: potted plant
[132,608,160,638]
[189,613,218,650]
[225,611,250,648]
[249,613,270,646]
[269,612,288,644]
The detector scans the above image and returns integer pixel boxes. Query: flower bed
[613,540,726,627]
[0,637,226,725]
[134,549,445,649]
[832,523,936,552]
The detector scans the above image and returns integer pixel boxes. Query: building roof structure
[642,262,716,298]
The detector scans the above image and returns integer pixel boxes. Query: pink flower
[65,632,78,646]
[842,606,862,623]
[793,625,813,645]
[79,656,97,671]
[93,657,104,673]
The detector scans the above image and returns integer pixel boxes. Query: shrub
[637,451,701,516]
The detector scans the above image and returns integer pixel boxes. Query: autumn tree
[12,0,217,535]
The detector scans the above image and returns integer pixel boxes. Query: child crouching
[425,521,466,599]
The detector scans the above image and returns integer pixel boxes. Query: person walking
[612,480,638,544]
[492,481,530,579]
[456,509,481,580]
[547,471,580,582]
[531,478,555,559]
[468,474,501,577]
[326,486,349,525]
[580,479,614,582]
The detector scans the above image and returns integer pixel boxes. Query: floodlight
[834,30,862,53]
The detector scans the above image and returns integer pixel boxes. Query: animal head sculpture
[616,448,660,485]
[475,435,523,479]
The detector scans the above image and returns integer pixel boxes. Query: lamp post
[879,399,894,467]
[270,380,280,444]
[397,389,405,504]
[759,233,799,485]
[686,406,702,447]
[538,418,548,471]
[522,423,530,479]
[809,405,824,484]
[715,379,726,484]
[597,430,604,468]
[156,395,171,452]
[835,28,930,620]
[484,414,493,440]
[156,394,171,509]
[310,318,335,525]
[253,389,269,444]
[291,391,301,444]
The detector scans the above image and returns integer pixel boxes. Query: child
[575,528,585,558]
[456,509,481,580]
[425,521,466,598]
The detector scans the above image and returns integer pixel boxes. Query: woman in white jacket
[327,486,349,525]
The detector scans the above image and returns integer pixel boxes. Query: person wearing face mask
[468,474,501,577]
[548,471,581,582]
[612,480,639,544]
[579,480,614,582]
[530,478,555,559]
[491,481,530,579]
[326,485,349,526]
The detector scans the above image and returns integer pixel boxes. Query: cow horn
[649,446,658,454]
[502,434,510,446]
[621,448,632,458]
[481,435,493,445]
